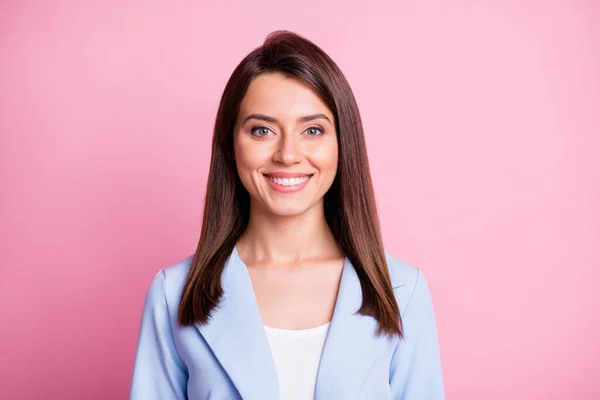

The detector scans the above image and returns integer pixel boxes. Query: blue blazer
[130,247,444,399]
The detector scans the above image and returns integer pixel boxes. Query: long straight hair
[179,30,402,337]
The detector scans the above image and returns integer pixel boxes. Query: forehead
[238,73,334,121]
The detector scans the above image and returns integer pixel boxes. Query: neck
[237,200,342,265]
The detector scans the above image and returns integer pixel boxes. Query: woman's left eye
[305,127,324,136]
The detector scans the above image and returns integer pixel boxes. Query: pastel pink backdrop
[1,1,598,399]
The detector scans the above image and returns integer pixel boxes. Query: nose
[273,134,302,165]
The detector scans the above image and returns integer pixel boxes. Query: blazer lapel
[315,257,388,399]
[194,249,388,399]
[194,247,279,400]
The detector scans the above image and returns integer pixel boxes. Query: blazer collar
[195,247,387,400]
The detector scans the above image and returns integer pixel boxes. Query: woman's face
[233,72,338,217]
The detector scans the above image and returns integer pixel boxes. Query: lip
[263,171,313,178]
[263,173,313,193]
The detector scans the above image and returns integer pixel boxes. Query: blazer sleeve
[389,269,445,399]
[130,269,188,400]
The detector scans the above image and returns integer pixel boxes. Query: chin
[266,204,312,217]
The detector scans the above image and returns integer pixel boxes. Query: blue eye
[305,127,324,136]
[250,126,272,137]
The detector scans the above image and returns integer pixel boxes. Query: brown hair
[178,30,402,337]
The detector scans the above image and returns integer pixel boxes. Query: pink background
[1,1,599,399]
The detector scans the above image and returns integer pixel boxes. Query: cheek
[311,139,339,173]
[235,140,260,173]
[233,140,253,189]
[234,138,274,187]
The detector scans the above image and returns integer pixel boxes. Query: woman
[130,30,444,400]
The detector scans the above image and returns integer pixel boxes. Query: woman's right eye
[250,127,272,137]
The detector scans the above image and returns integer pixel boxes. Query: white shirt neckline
[264,321,331,399]
[263,321,331,337]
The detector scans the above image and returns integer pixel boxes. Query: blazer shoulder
[384,251,422,314]
[158,254,194,304]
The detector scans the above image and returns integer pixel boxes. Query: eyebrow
[242,113,332,125]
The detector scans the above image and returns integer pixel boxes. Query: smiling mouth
[263,174,313,186]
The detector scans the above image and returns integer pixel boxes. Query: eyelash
[250,126,324,137]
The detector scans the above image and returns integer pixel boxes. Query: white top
[264,322,331,400]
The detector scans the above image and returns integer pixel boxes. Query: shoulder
[162,254,194,286]
[145,254,194,306]
[384,251,431,315]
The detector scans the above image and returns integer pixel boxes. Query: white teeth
[267,175,310,186]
